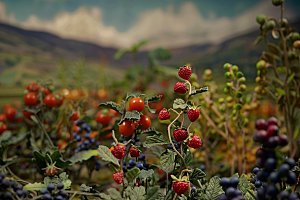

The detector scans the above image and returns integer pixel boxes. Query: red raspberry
[130,146,141,157]
[173,129,189,142]
[113,171,123,184]
[174,82,187,94]
[111,144,125,159]
[159,109,170,120]
[187,108,200,122]
[173,181,189,195]
[178,66,192,80]
[187,134,202,149]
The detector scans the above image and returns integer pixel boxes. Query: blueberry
[58,190,68,198]
[22,189,28,196]
[129,159,136,166]
[219,163,224,168]
[256,158,264,168]
[40,189,48,194]
[136,137,140,142]
[54,195,64,200]
[143,161,149,168]
[47,183,55,191]
[43,194,52,200]
[90,138,95,143]
[136,163,143,169]
[251,177,257,184]
[73,133,78,138]
[172,139,176,143]
[132,139,136,143]
[84,133,90,139]
[269,171,279,183]
[266,185,279,197]
[75,120,85,126]
[74,148,80,153]
[256,188,265,198]
[76,135,81,141]
[14,184,23,191]
[265,158,276,171]
[16,190,23,197]
[95,164,101,171]
[78,128,82,133]
[138,154,145,161]
[122,166,127,172]
[255,181,262,188]
[285,158,296,169]
[174,144,180,149]
[218,194,229,200]
[257,170,269,182]
[9,180,15,187]
[200,164,206,171]
[287,172,297,184]
[127,164,132,169]
[289,193,298,200]
[2,179,10,187]
[167,144,173,149]
[280,191,289,199]
[225,187,236,197]
[83,140,90,145]
[253,167,260,174]
[279,164,290,177]
[230,177,239,188]
[122,140,127,144]
[56,183,64,190]
[79,161,84,165]
[294,191,300,198]
[235,189,242,196]
[219,177,230,187]
[4,192,12,199]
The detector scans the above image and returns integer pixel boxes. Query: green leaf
[99,101,123,115]
[190,168,206,183]
[68,150,99,164]
[254,36,263,45]
[0,131,12,143]
[143,133,170,148]
[173,99,187,110]
[273,78,284,86]
[139,169,154,180]
[147,95,163,103]
[6,132,28,145]
[232,173,239,178]
[287,73,295,84]
[191,86,209,95]
[159,150,176,171]
[114,49,129,60]
[97,146,120,167]
[33,151,46,169]
[184,151,193,166]
[24,108,40,115]
[23,182,46,191]
[203,176,223,200]
[118,110,141,125]
[126,167,141,181]
[276,88,286,96]
[130,186,146,200]
[150,146,165,158]
[29,130,39,152]
[59,172,72,189]
[146,186,160,200]
[237,175,250,196]
[267,43,280,55]
[107,188,123,200]
[293,126,299,139]
[141,127,158,134]
[99,193,112,200]
[277,67,291,74]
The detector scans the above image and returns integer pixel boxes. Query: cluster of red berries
[173,65,192,94]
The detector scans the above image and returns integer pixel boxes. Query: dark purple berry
[4,192,12,199]
[253,130,268,143]
[43,194,52,200]
[230,177,239,188]
[286,172,297,184]
[58,190,68,198]
[136,163,143,170]
[225,187,236,197]
[265,158,276,171]
[256,188,265,198]
[280,191,289,199]
[266,185,279,197]
[2,179,10,187]
[255,119,268,130]
[54,195,64,200]
[56,183,64,190]
[16,190,23,197]
[269,171,279,183]
[253,167,260,174]
[251,177,257,184]
[255,181,262,188]
[289,193,298,200]
[267,125,279,138]
[40,189,48,194]
[219,177,230,187]
[267,117,278,126]
[138,154,145,161]
[278,135,289,146]
[143,161,149,168]
[279,164,290,177]
[47,183,55,191]
[285,158,296,169]
[219,194,229,200]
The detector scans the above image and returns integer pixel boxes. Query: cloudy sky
[0,0,299,48]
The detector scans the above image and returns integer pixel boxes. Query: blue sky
[2,0,300,32]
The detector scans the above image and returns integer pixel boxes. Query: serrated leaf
[203,176,223,200]
[126,167,141,181]
[141,127,157,134]
[232,173,239,178]
[97,146,120,167]
[98,101,123,114]
[190,168,206,183]
[293,126,299,139]
[150,146,165,158]
[99,193,112,200]
[267,43,280,55]
[159,150,176,171]
[146,186,160,200]
[173,99,186,109]
[147,95,162,103]
[254,36,263,45]
[287,73,295,84]
[68,150,99,164]
[143,133,170,148]
[23,182,46,191]
[118,110,141,125]
[130,186,146,200]
[139,169,154,180]
[107,188,123,200]
[0,131,12,143]
[191,86,209,95]
[184,151,193,166]
[80,184,91,192]
[276,88,286,96]
[237,175,250,196]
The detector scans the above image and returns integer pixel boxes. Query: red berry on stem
[137,115,151,130]
[173,129,189,142]
[113,172,123,184]
[24,92,38,106]
[5,107,17,121]
[174,82,187,94]
[111,144,125,159]
[173,181,189,195]
[27,83,39,93]
[178,66,192,80]
[129,98,145,112]
[255,119,268,130]
[187,134,202,149]
[96,111,112,125]
[253,130,268,143]
[267,117,278,126]
[0,123,8,135]
[119,120,135,136]
[267,125,279,138]
[43,94,57,107]
[159,109,170,120]
[70,111,80,121]
[278,135,288,146]
[187,108,200,122]
[0,114,6,122]
[130,147,141,157]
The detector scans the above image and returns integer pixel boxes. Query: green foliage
[159,150,176,171]
[203,176,223,200]
[143,133,170,148]
[97,145,120,167]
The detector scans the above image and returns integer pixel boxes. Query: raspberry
[173,129,189,142]
[187,108,200,122]
[178,66,192,80]
[129,146,141,157]
[173,181,189,195]
[174,82,187,94]
[112,171,123,184]
[187,134,202,149]
[111,144,125,159]
[159,109,170,120]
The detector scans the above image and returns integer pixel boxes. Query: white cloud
[0,0,297,49]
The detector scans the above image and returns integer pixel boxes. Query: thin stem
[34,113,54,147]
[69,192,78,200]
[169,108,179,115]
[0,158,32,172]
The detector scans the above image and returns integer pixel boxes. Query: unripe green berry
[272,0,283,6]
[256,14,266,25]
[226,96,233,102]
[218,98,225,104]
[236,72,244,78]
[279,18,288,27]
[288,52,296,60]
[243,118,249,126]
[220,116,226,121]
[24,90,29,95]
[254,86,262,94]
[255,77,262,83]
[219,106,225,113]
[235,104,242,110]
[239,84,247,92]
[190,73,198,81]
[257,70,261,76]
[225,72,233,79]
[231,109,236,115]
[224,88,229,94]
[291,32,300,41]
[232,65,239,73]
[236,92,243,98]
[266,21,275,30]
[256,60,266,70]
[240,96,246,105]
[223,63,231,71]
[239,77,246,84]
[227,103,233,108]
[225,82,233,89]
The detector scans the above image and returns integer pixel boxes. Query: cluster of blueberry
[252,117,299,200]
[73,120,101,170]
[123,154,149,172]
[0,174,29,199]
[40,183,68,200]
[218,177,245,200]
[167,140,181,152]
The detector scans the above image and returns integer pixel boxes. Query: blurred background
[0,0,299,106]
